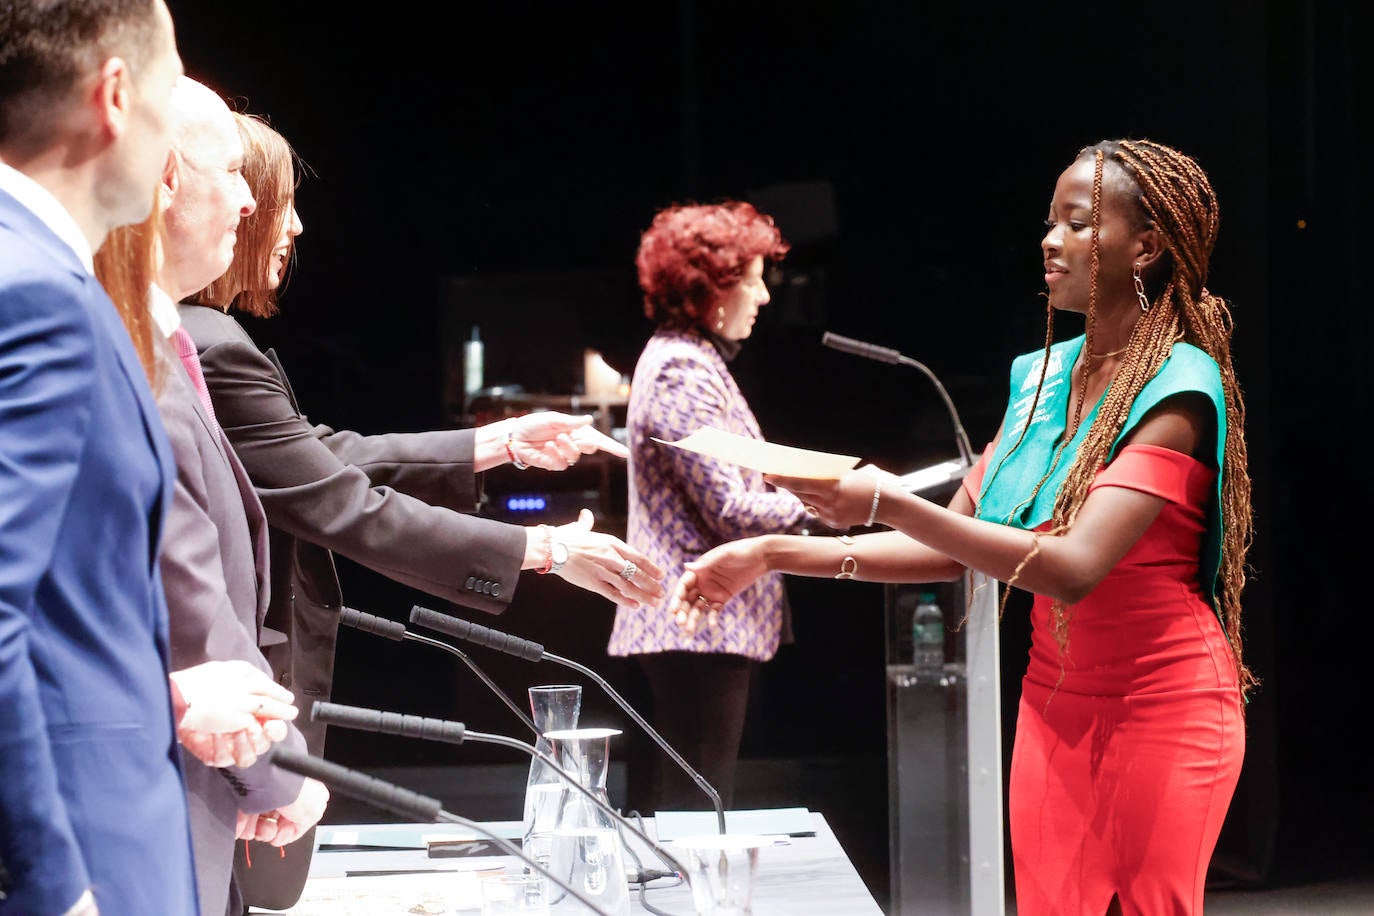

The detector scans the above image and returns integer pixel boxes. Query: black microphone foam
[820,330,975,467]
[312,701,467,745]
[311,699,690,882]
[340,606,406,641]
[268,747,615,915]
[409,605,544,662]
[270,747,442,822]
[821,330,903,364]
[337,607,537,735]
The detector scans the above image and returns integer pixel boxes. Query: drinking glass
[675,833,770,916]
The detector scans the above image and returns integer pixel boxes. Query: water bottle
[463,325,483,402]
[911,590,945,683]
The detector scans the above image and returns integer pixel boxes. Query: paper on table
[652,426,860,479]
[654,807,815,841]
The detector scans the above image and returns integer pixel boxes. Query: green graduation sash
[976,335,1228,608]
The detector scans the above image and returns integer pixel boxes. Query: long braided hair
[997,139,1256,701]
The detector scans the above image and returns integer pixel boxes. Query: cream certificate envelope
[652,426,860,479]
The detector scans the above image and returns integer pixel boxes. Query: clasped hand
[169,660,297,769]
[236,776,330,848]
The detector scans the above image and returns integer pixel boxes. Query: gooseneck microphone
[339,607,536,735]
[821,330,975,467]
[267,747,612,916]
[408,605,728,835]
[310,700,688,881]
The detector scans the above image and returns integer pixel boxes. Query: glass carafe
[544,727,631,915]
[523,685,583,874]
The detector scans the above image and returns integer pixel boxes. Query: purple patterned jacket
[608,328,810,661]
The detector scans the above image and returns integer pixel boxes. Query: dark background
[171,0,1372,907]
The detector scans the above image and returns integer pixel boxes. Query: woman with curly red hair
[609,201,819,813]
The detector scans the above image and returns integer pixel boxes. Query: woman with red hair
[608,201,818,813]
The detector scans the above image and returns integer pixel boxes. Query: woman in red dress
[666,139,1255,916]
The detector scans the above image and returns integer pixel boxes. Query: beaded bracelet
[865,478,882,527]
[506,432,530,470]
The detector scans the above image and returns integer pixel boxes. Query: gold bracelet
[835,556,858,579]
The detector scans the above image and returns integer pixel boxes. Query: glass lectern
[885,465,1006,916]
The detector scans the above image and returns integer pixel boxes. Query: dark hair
[188,112,303,318]
[635,201,789,329]
[993,138,1256,701]
[0,0,164,151]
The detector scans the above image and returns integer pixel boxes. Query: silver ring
[620,561,637,581]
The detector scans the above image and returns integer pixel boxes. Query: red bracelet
[535,524,553,574]
[506,433,530,470]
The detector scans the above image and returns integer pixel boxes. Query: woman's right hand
[670,538,769,634]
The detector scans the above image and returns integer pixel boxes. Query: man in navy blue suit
[0,3,282,914]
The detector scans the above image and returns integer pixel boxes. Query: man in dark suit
[172,104,667,910]
[148,77,329,916]
[0,3,197,913]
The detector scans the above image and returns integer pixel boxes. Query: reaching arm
[767,396,1210,604]
[193,334,526,613]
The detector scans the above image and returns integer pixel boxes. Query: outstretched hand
[669,539,770,635]
[554,508,665,606]
[169,660,298,769]
[765,464,901,530]
[508,411,628,469]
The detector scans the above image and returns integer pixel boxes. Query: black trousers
[633,651,756,813]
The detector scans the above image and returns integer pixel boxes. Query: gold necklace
[1087,344,1128,359]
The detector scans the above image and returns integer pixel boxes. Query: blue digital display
[505,495,548,512]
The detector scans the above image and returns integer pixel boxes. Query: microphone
[310,701,687,881]
[821,330,975,467]
[338,607,536,735]
[408,605,728,834]
[267,747,613,916]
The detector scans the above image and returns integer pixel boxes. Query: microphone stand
[408,605,729,835]
[821,330,975,467]
[268,747,613,916]
[310,701,689,882]
[340,606,536,735]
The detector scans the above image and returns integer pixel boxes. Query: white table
[252,811,883,915]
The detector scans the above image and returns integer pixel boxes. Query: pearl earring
[715,307,725,331]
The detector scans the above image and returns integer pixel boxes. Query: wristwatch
[548,535,569,574]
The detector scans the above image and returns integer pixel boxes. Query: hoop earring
[715,307,725,331]
[1132,262,1150,312]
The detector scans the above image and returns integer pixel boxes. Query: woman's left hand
[669,539,769,635]
[766,464,900,530]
